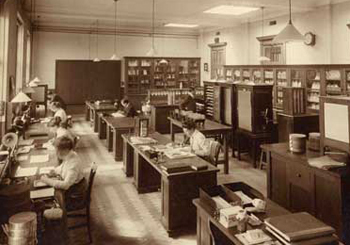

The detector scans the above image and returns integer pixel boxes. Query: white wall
[33,31,200,89]
[199,1,350,82]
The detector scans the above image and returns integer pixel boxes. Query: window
[209,42,227,80]
[257,35,286,65]
[15,14,24,90]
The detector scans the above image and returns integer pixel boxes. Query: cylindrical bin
[309,132,320,151]
[8,212,37,245]
[289,134,307,153]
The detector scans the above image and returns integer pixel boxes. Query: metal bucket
[8,212,37,245]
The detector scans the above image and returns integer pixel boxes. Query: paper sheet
[212,196,232,209]
[18,139,34,146]
[234,191,253,205]
[111,112,125,118]
[30,187,54,199]
[39,166,55,174]
[15,166,38,177]
[17,146,31,154]
[17,155,29,162]
[42,142,55,151]
[30,155,49,164]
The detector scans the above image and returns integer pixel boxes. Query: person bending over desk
[180,87,196,112]
[120,98,136,117]
[182,120,210,157]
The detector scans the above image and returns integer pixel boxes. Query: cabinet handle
[296,173,301,178]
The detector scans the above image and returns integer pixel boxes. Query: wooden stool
[259,148,268,170]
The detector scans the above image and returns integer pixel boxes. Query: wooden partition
[56,60,122,106]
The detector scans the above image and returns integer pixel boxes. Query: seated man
[180,87,196,112]
[182,120,210,157]
[120,98,136,117]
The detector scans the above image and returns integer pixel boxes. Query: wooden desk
[24,121,50,139]
[193,196,338,245]
[236,129,272,168]
[168,117,232,174]
[102,116,135,160]
[122,132,219,236]
[85,101,117,132]
[262,143,350,244]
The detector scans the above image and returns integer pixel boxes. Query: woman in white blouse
[51,102,67,124]
[182,120,210,157]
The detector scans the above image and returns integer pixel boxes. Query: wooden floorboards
[67,116,267,245]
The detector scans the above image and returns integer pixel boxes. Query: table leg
[237,133,241,161]
[93,111,98,133]
[231,131,235,158]
[252,139,257,168]
[223,134,229,174]
[170,121,175,142]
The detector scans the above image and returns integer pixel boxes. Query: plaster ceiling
[24,0,349,34]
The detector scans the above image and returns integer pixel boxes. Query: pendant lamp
[258,7,271,62]
[110,0,121,60]
[94,20,101,62]
[146,0,157,56]
[273,0,304,43]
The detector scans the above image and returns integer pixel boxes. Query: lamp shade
[11,91,32,103]
[159,59,168,65]
[273,22,305,43]
[110,54,121,60]
[22,86,35,94]
[93,57,101,62]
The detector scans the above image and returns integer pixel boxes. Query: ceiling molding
[33,25,199,39]
[208,42,227,48]
[256,35,276,42]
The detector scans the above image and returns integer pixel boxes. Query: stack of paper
[111,112,125,118]
[236,229,273,245]
[234,191,253,205]
[163,147,195,159]
[17,146,31,154]
[18,139,34,146]
[30,154,49,164]
[30,187,54,199]
[17,155,29,162]
[15,166,38,177]
[308,156,346,170]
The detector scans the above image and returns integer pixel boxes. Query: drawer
[288,163,311,190]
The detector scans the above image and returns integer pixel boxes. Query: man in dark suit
[121,98,136,117]
[180,87,196,112]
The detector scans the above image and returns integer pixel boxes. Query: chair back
[208,141,222,166]
[86,163,97,205]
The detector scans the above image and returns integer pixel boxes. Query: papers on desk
[30,154,49,164]
[130,137,157,145]
[212,196,232,209]
[17,146,31,154]
[30,187,54,199]
[163,147,196,159]
[18,139,34,146]
[235,229,273,245]
[33,179,49,188]
[17,155,29,162]
[15,166,38,177]
[234,191,253,205]
[42,142,55,151]
[111,112,125,118]
[308,155,346,170]
[40,117,51,123]
[39,166,55,175]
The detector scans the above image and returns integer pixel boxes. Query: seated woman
[50,93,67,111]
[120,98,136,117]
[182,120,210,157]
[50,102,67,125]
[40,136,86,193]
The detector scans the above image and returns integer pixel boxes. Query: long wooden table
[193,193,338,245]
[101,116,136,160]
[85,101,118,132]
[122,132,219,236]
[168,117,232,174]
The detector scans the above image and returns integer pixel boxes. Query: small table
[168,117,232,174]
[102,116,136,160]
[236,129,272,168]
[122,132,219,236]
[85,101,118,132]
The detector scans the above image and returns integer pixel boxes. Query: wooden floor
[67,116,267,245]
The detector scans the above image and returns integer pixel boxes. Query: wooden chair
[208,141,224,167]
[66,163,97,244]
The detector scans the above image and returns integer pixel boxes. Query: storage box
[219,205,244,228]
[283,87,306,116]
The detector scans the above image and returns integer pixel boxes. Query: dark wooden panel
[270,154,288,208]
[56,60,121,105]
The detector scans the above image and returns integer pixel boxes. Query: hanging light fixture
[258,7,270,62]
[110,0,121,60]
[146,0,157,56]
[29,0,41,85]
[93,20,101,62]
[273,0,304,43]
